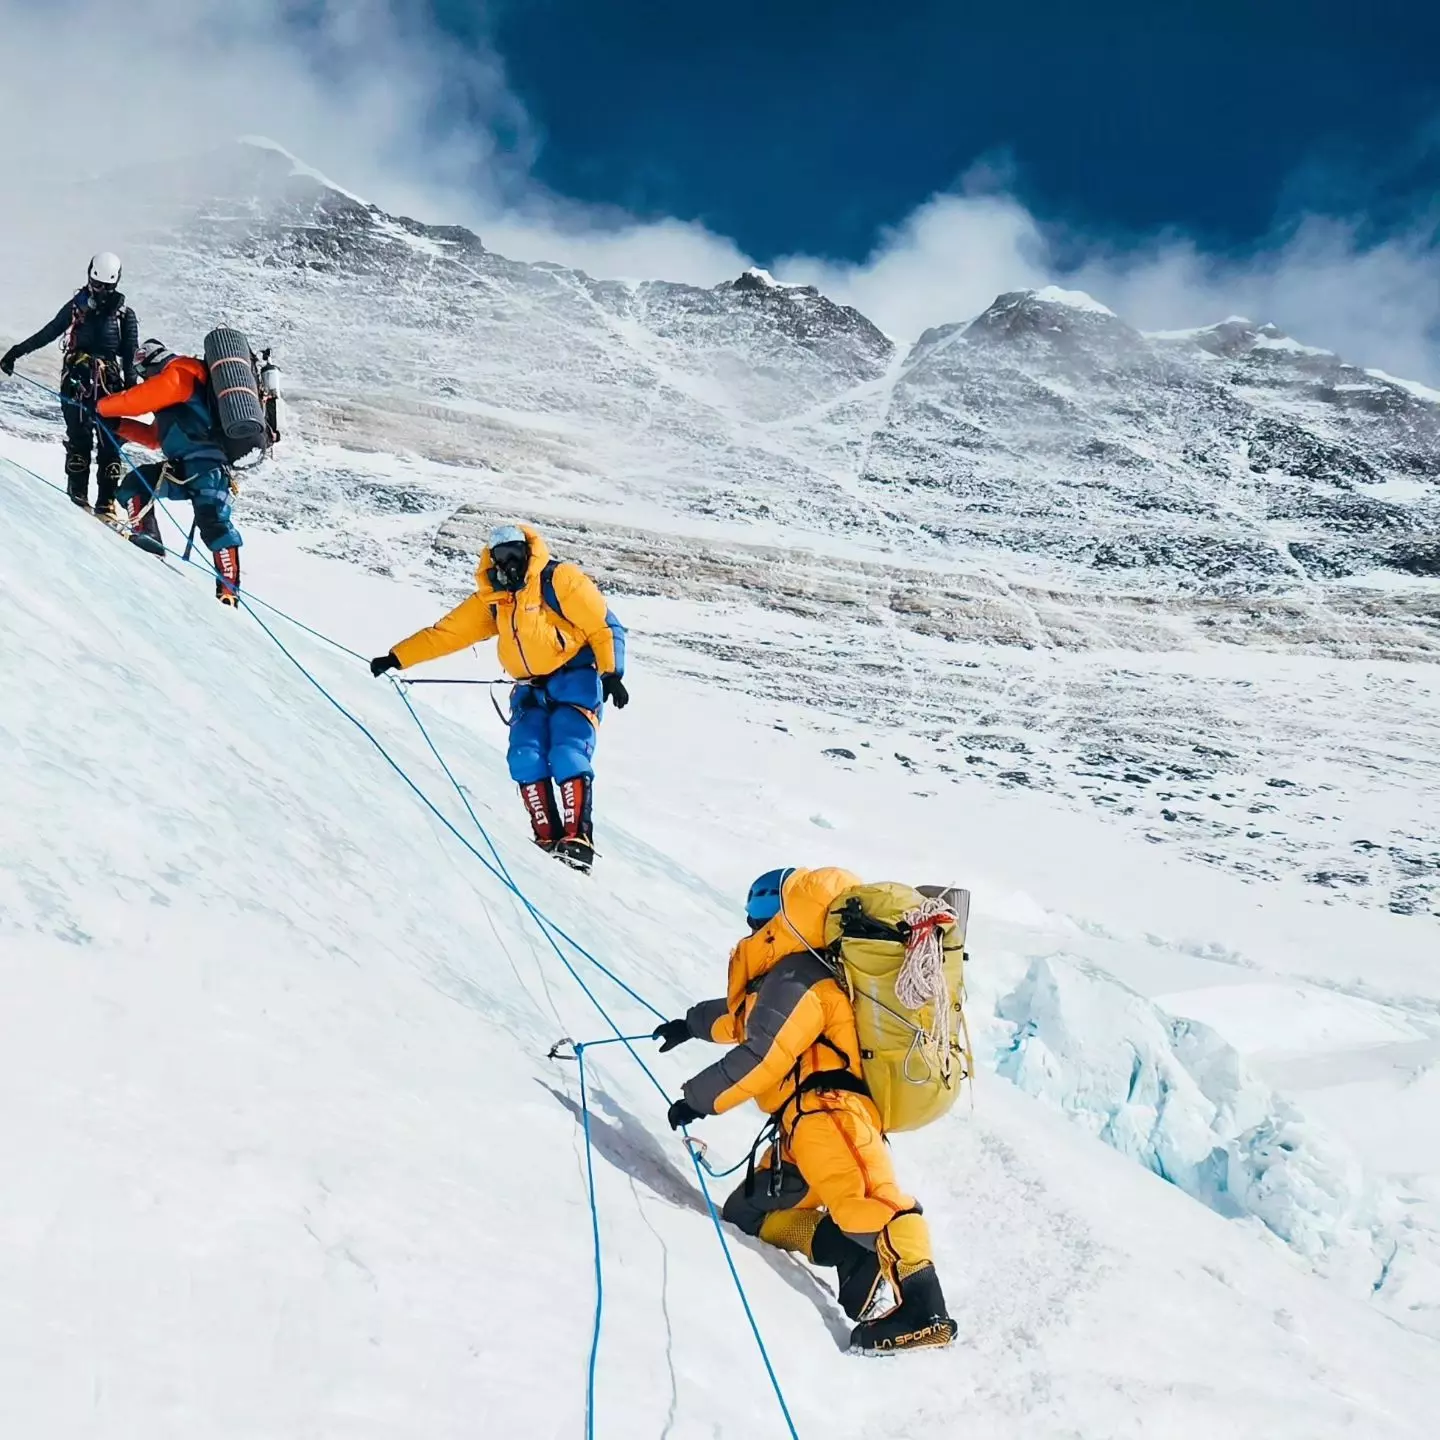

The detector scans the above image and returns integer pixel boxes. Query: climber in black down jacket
[1,252,139,517]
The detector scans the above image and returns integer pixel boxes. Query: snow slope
[4,436,1440,1435]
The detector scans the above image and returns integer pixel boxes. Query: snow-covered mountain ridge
[34,138,1436,596]
[1,138,1436,918]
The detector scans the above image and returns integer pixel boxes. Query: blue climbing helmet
[745,868,793,929]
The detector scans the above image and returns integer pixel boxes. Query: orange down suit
[681,867,934,1273]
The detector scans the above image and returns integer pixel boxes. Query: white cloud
[775,184,1050,338]
[769,173,1440,384]
[0,0,526,218]
[1,0,1436,384]
[1068,215,1440,384]
[479,211,750,290]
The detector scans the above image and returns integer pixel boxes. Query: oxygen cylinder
[257,353,284,445]
[203,326,267,465]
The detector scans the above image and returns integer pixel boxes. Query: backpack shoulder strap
[63,291,88,348]
[539,559,566,622]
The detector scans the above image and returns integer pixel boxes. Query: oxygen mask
[490,539,530,591]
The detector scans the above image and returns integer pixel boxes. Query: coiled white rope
[895,897,958,1078]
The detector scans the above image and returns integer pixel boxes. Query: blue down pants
[507,673,600,784]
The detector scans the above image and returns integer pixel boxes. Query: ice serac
[991,954,1437,1309]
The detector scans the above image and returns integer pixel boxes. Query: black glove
[0,348,18,377]
[601,673,629,709]
[370,652,400,678]
[667,1097,701,1131]
[652,1019,691,1053]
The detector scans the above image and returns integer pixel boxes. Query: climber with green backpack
[653,865,971,1353]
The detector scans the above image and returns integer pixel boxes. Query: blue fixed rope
[390,679,666,1027]
[402,675,798,1433]
[0,406,801,1438]
[250,607,801,1439]
[576,1040,607,1440]
[557,1033,653,1440]
[17,372,196,541]
[560,1033,800,1440]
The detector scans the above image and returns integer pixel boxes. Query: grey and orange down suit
[679,866,934,1284]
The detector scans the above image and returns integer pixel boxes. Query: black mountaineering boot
[93,461,122,520]
[64,451,90,508]
[849,1265,957,1355]
[811,1215,885,1322]
[519,780,561,852]
[555,836,595,873]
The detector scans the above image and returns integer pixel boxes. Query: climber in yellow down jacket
[654,866,957,1353]
[370,523,627,871]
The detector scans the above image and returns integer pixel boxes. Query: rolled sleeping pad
[203,326,267,464]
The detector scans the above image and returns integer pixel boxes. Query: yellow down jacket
[390,525,623,680]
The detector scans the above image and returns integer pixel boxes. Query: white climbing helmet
[87,252,123,290]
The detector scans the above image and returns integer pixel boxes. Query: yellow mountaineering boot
[850,1211,956,1354]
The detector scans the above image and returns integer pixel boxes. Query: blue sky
[4,0,1439,376]
[471,0,1438,265]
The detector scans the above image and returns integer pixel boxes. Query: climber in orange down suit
[654,866,957,1353]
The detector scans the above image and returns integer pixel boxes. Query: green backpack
[823,882,972,1133]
